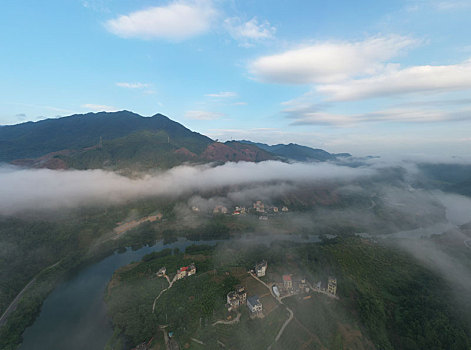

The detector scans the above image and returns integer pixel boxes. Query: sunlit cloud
[105,0,217,40]
[250,35,418,84]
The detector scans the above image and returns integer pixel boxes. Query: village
[225,260,338,319]
[148,257,338,350]
[194,200,290,221]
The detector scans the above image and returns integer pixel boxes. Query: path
[0,277,37,328]
[160,325,170,350]
[212,312,241,326]
[248,273,294,350]
[274,307,293,342]
[0,259,62,329]
[152,274,177,313]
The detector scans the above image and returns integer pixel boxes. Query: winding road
[0,259,62,329]
[152,274,176,313]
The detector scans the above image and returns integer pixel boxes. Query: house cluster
[176,263,196,280]
[225,260,269,317]
[273,274,310,297]
[203,201,289,217]
[226,285,263,317]
[253,201,288,214]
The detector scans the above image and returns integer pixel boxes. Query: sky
[1,0,471,157]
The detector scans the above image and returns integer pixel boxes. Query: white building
[255,260,267,277]
[247,295,262,315]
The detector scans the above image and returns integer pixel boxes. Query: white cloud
[205,91,237,98]
[81,104,118,112]
[116,82,150,89]
[317,59,471,101]
[435,1,471,10]
[0,162,374,215]
[105,0,217,40]
[249,35,418,84]
[286,105,471,126]
[184,110,224,120]
[225,17,275,46]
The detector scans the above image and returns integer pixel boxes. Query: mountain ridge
[1,111,348,170]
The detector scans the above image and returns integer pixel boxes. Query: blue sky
[1,0,471,156]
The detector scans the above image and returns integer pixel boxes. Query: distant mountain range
[239,140,351,162]
[0,111,350,170]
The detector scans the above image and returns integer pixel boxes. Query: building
[226,286,247,311]
[281,206,289,212]
[283,275,292,290]
[327,277,337,295]
[259,215,268,221]
[176,266,188,279]
[157,267,166,277]
[255,260,267,277]
[272,207,279,213]
[253,200,265,212]
[187,263,196,276]
[247,295,263,315]
[176,263,196,280]
[191,206,200,212]
[213,206,228,214]
[272,285,280,298]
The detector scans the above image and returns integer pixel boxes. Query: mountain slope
[0,111,212,162]
[239,140,350,162]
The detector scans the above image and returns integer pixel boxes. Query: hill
[0,111,212,162]
[239,141,350,162]
[1,111,275,170]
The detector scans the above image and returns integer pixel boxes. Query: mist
[0,161,374,215]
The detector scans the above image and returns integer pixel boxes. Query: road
[274,307,293,342]
[249,273,295,350]
[0,277,37,328]
[0,259,62,329]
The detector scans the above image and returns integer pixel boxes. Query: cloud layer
[0,162,374,215]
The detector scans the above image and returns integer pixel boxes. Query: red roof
[180,266,189,271]
[283,275,292,281]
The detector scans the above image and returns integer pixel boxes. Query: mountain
[0,111,212,162]
[239,140,351,162]
[1,111,275,170]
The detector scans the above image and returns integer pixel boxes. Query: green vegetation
[298,237,471,350]
[105,237,471,350]
[0,111,211,162]
[105,245,239,348]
